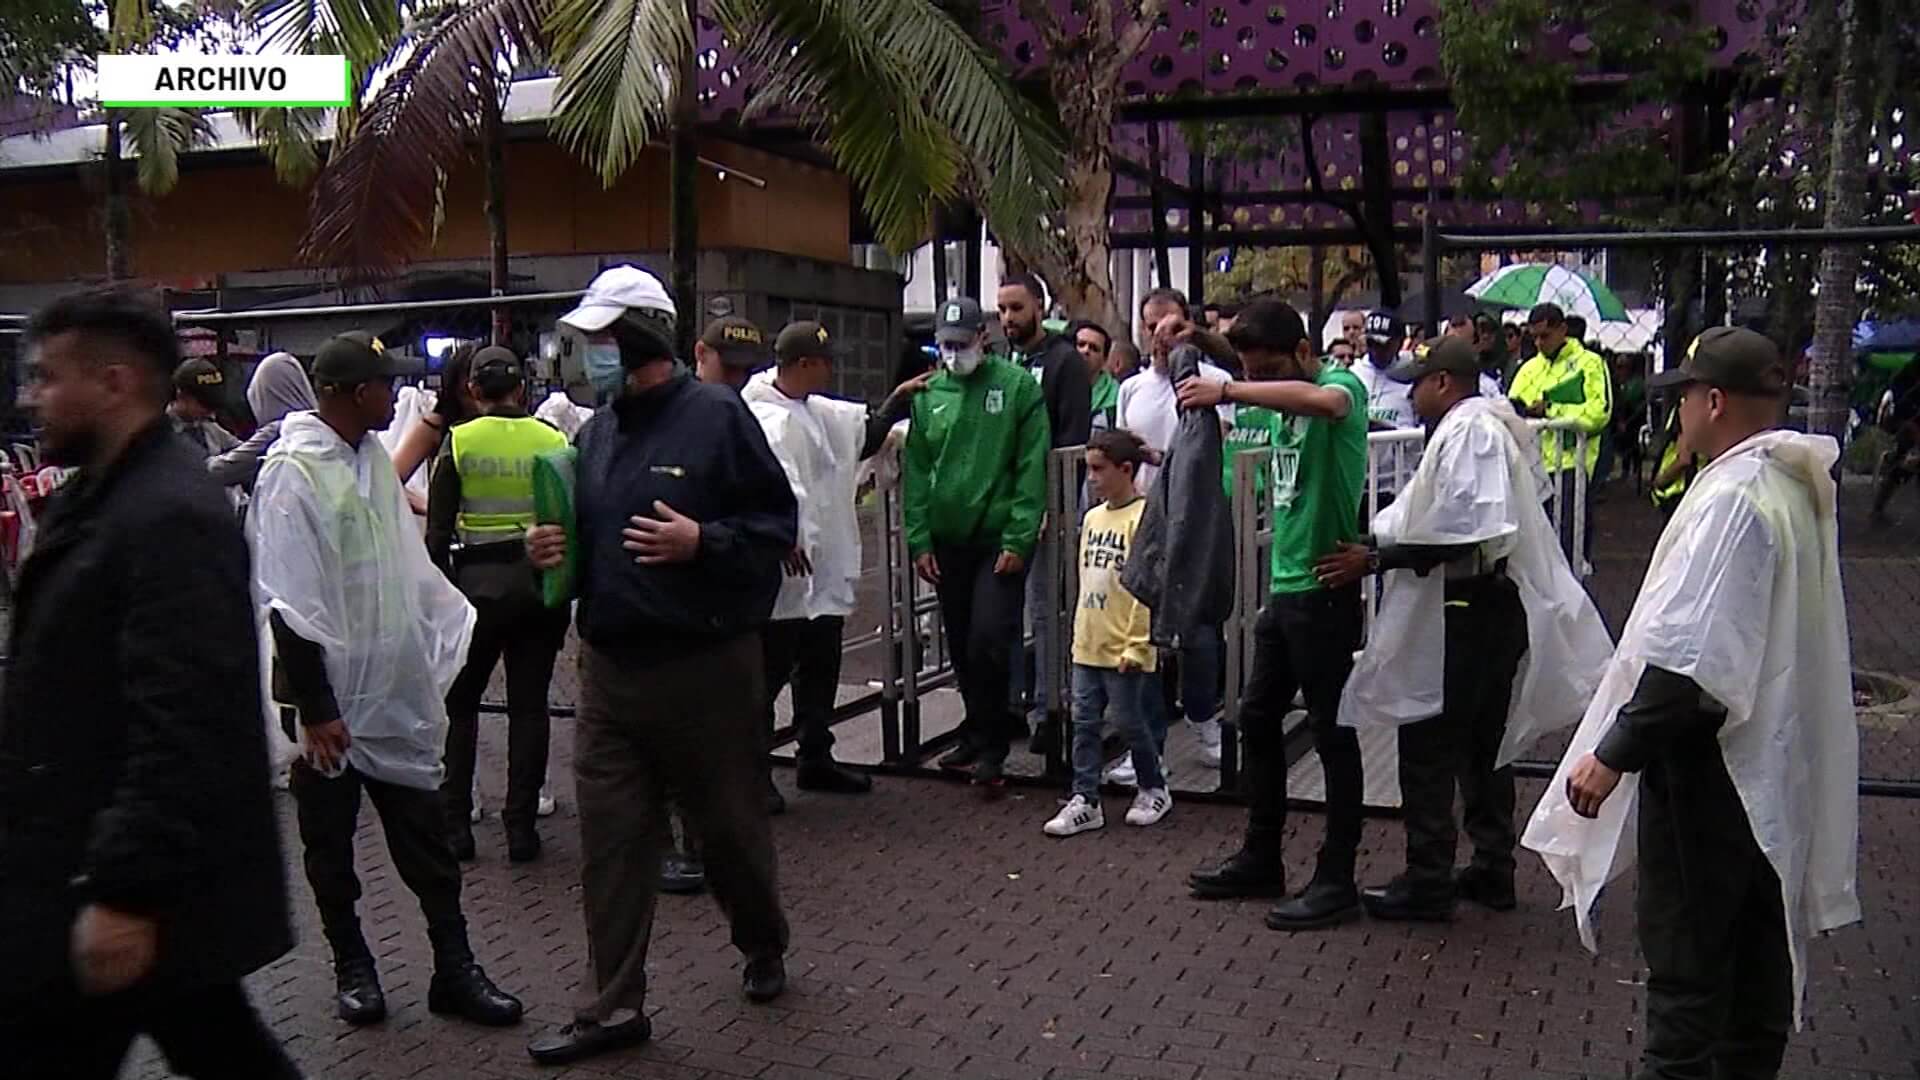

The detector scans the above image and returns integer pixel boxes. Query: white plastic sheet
[743,371,867,620]
[535,390,596,441]
[1523,430,1860,1026]
[1341,396,1613,765]
[249,411,475,790]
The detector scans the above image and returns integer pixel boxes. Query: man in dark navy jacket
[525,266,797,1065]
[0,287,297,1079]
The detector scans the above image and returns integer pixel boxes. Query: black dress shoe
[1189,849,1287,900]
[660,853,707,895]
[795,759,874,794]
[428,961,524,1026]
[334,955,387,1026]
[1265,878,1362,931]
[971,755,1008,792]
[937,741,981,772]
[505,823,541,864]
[1454,865,1518,912]
[528,1012,652,1066]
[1360,876,1455,922]
[448,827,476,863]
[743,954,787,1003]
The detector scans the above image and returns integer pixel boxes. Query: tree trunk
[1808,0,1866,441]
[103,110,130,282]
[1308,245,1327,344]
[669,0,700,360]
[1046,60,1125,334]
[482,89,510,347]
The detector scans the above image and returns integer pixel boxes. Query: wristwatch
[1365,544,1383,576]
[1221,379,1236,404]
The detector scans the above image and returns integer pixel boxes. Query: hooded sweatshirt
[209,352,317,490]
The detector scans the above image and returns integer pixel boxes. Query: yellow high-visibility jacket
[1510,338,1612,474]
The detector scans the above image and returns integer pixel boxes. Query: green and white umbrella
[1466,262,1631,326]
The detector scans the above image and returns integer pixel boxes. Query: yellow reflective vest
[449,414,569,546]
[1510,338,1612,475]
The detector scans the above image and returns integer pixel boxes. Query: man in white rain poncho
[743,320,929,799]
[251,332,524,1030]
[1314,337,1614,922]
[1524,327,1859,1079]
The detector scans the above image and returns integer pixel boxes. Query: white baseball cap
[559,265,677,332]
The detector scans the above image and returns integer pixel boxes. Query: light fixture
[697,155,767,188]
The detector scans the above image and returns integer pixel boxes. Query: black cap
[775,320,839,362]
[469,345,526,394]
[1648,326,1787,395]
[312,331,423,387]
[935,296,987,344]
[1364,309,1403,344]
[1385,336,1482,384]
[700,317,767,368]
[173,358,225,409]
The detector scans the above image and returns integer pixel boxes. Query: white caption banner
[98,55,350,107]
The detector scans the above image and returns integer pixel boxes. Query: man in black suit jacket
[0,287,298,1079]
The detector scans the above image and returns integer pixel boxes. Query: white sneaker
[1192,719,1224,769]
[469,783,484,823]
[1104,756,1136,786]
[537,786,557,817]
[1125,787,1173,827]
[1043,795,1105,837]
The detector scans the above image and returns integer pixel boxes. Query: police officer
[427,345,573,864]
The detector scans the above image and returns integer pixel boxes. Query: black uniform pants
[291,762,464,951]
[442,587,571,830]
[1397,574,1529,891]
[932,544,1029,766]
[1238,583,1365,880]
[4,981,301,1080]
[572,635,788,1023]
[763,615,846,764]
[1636,731,1792,1080]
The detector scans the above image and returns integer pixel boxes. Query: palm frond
[300,0,546,280]
[246,0,402,84]
[233,106,326,184]
[121,106,215,195]
[544,0,688,186]
[857,0,1062,255]
[715,0,958,252]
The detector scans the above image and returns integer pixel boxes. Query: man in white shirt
[1114,290,1235,773]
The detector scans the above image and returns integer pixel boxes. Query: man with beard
[1,287,298,1079]
[998,274,1090,748]
[1176,299,1370,931]
[252,331,522,1030]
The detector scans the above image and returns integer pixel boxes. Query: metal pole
[1147,122,1172,289]
[1187,149,1206,309]
[1437,224,1920,248]
[1421,192,1442,339]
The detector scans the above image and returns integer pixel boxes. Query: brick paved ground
[120,476,1919,1080]
[130,718,1917,1079]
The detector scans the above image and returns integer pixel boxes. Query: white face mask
[940,343,983,377]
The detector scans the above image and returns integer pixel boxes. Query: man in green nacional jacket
[905,296,1050,789]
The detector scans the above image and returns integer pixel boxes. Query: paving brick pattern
[129,709,1917,1079]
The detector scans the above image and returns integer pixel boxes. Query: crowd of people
[0,270,1860,1080]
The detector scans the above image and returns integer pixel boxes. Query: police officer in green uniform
[427,346,573,863]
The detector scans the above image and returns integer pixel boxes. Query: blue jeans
[1150,625,1224,751]
[1012,555,1053,718]
[1071,664,1165,798]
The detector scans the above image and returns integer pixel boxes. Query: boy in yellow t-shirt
[1044,430,1171,837]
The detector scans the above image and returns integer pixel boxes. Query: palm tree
[283,0,1060,355]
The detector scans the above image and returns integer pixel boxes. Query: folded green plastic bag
[531,447,578,609]
[1543,373,1587,406]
